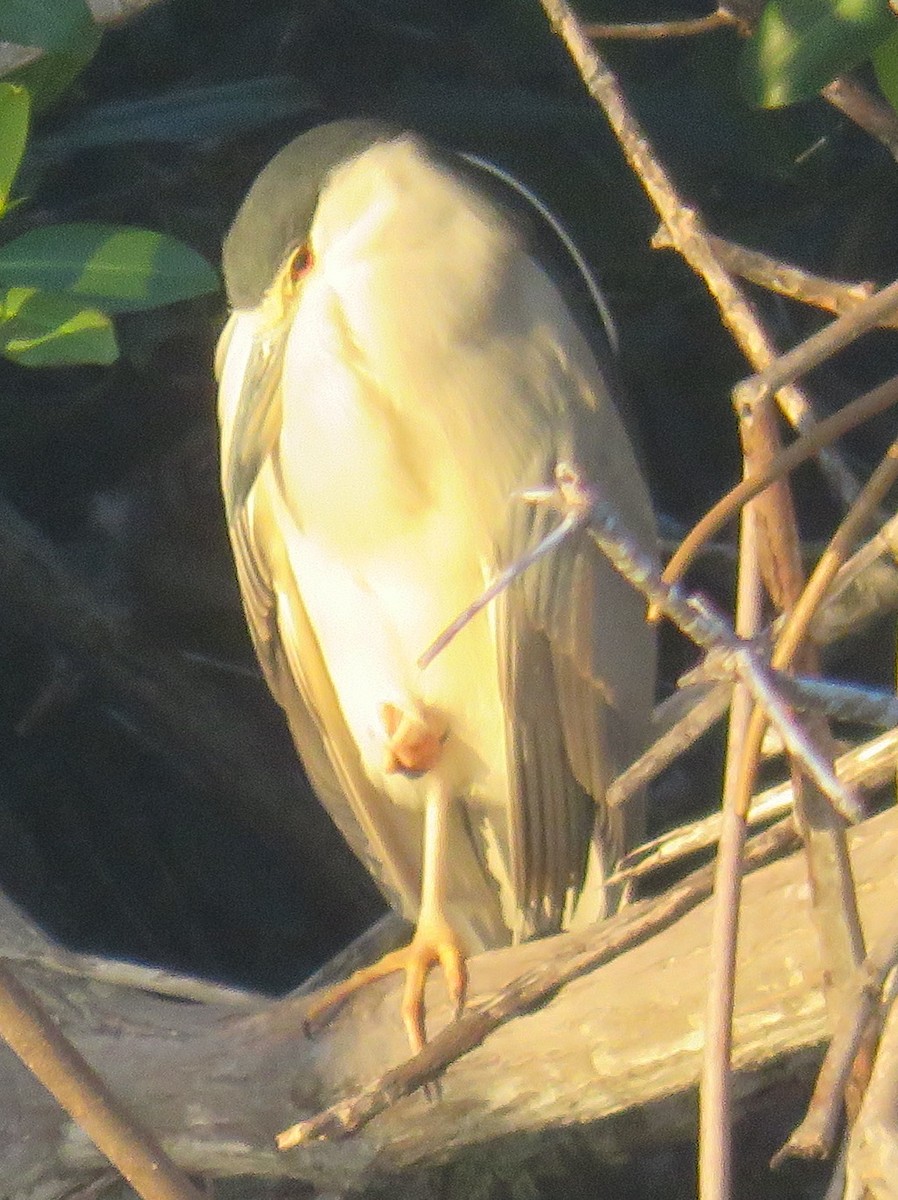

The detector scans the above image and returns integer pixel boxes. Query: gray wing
[497,313,656,942]
[217,315,425,922]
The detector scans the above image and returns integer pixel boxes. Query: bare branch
[537,0,863,508]
[728,433,898,1053]
[569,473,863,820]
[680,671,898,732]
[825,511,898,608]
[844,994,898,1199]
[583,11,736,39]
[0,962,204,1200]
[771,441,898,685]
[811,523,898,646]
[611,636,898,821]
[615,726,898,887]
[823,74,898,164]
[734,279,898,413]
[652,229,883,323]
[3,808,898,1195]
[606,682,731,811]
[700,506,762,1200]
[777,917,898,1164]
[662,374,898,595]
[729,432,898,830]
[277,816,799,1148]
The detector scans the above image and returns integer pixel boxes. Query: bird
[215,120,656,1054]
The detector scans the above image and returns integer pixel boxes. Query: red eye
[289,243,313,282]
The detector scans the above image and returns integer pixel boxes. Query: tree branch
[2,806,896,1197]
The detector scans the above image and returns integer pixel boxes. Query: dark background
[6,0,898,987]
[1,4,897,1192]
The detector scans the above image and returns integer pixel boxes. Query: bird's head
[222,119,400,314]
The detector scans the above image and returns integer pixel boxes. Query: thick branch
[2,806,897,1197]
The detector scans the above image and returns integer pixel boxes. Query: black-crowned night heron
[216,120,656,1053]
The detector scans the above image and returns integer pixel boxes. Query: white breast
[272,140,534,811]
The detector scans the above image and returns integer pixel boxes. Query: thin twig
[533,12,893,1200]
[567,471,863,820]
[418,506,587,669]
[734,278,898,413]
[732,435,898,827]
[759,442,898,1173]
[700,505,761,1200]
[680,669,898,732]
[775,915,898,1164]
[726,444,898,1031]
[610,669,898,818]
[826,511,898,603]
[652,229,883,324]
[662,373,898,596]
[613,725,898,886]
[605,681,731,811]
[768,441,898,684]
[824,1138,850,1200]
[690,511,898,668]
[538,0,864,508]
[842,989,898,1198]
[777,677,898,729]
[612,630,898,820]
[584,10,734,39]
[728,441,898,1061]
[823,74,898,163]
[810,524,898,647]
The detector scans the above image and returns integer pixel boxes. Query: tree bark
[3,804,897,1198]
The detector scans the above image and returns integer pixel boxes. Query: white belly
[274,309,511,811]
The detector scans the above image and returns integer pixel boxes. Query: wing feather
[219,333,424,921]
[496,274,656,938]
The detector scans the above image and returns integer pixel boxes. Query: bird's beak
[221,312,290,523]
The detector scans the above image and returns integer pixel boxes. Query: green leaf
[0,0,101,115]
[0,287,117,365]
[8,25,101,115]
[0,84,29,213]
[0,0,95,53]
[0,224,219,312]
[872,25,898,114]
[741,0,897,108]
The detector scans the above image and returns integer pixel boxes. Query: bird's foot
[380,701,446,775]
[303,917,467,1056]
[398,916,467,1055]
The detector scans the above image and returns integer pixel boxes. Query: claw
[303,921,468,1060]
[400,922,468,1055]
[401,952,430,1056]
[438,939,467,1022]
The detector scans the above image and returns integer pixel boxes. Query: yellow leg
[303,774,467,1055]
[402,777,467,1053]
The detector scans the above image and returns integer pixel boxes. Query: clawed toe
[400,928,468,1055]
[303,926,468,1059]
